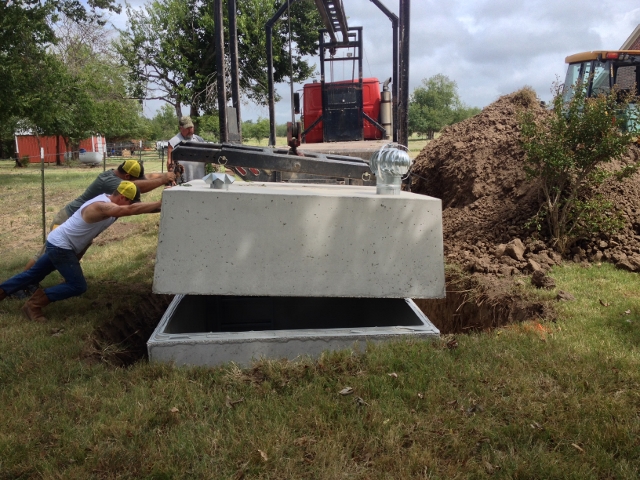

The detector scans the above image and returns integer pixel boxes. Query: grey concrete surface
[153,181,444,298]
[148,295,440,367]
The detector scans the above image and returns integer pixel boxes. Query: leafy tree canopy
[115,0,322,118]
[408,74,479,139]
[243,117,270,144]
[0,0,129,153]
[147,104,181,141]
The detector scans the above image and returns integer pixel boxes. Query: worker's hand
[164,170,176,187]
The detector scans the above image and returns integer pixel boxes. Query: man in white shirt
[167,116,206,183]
[0,182,162,322]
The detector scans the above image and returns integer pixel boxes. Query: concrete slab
[147,294,440,367]
[153,181,444,298]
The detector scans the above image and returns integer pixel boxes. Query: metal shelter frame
[214,0,410,147]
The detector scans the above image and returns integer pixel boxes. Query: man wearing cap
[22,160,175,275]
[49,159,172,232]
[167,116,206,183]
[0,182,161,322]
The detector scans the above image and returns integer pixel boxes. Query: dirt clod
[531,270,556,290]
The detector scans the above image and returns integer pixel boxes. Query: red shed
[15,135,106,164]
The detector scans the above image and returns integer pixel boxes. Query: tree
[197,114,220,142]
[243,117,270,144]
[0,0,122,120]
[519,84,639,252]
[115,0,322,118]
[408,74,479,139]
[147,104,181,140]
[0,0,125,159]
[276,122,288,138]
[26,17,148,161]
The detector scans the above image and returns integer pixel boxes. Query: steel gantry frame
[214,0,410,147]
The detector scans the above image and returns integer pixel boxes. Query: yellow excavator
[563,50,640,132]
[564,50,640,98]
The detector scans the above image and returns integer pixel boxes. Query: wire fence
[8,142,169,244]
[14,142,167,171]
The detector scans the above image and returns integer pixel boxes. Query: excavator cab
[563,50,640,132]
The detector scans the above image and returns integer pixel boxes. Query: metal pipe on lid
[369,143,411,195]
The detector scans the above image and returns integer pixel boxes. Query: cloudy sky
[109,0,640,122]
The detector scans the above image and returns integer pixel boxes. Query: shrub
[519,81,639,253]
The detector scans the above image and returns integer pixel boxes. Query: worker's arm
[81,201,162,223]
[167,145,174,171]
[132,173,175,193]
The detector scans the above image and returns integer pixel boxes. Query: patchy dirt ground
[93,222,139,246]
[411,88,640,331]
[83,292,173,367]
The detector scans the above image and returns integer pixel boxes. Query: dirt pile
[410,88,640,277]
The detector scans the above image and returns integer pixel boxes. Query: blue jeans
[0,242,87,302]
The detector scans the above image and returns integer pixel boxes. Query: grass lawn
[0,159,639,478]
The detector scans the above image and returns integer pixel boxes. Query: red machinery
[303,78,383,143]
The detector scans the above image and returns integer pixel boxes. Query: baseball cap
[119,160,146,179]
[117,181,141,203]
[179,116,194,128]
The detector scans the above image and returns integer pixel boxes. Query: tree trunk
[56,135,62,166]
[174,97,183,118]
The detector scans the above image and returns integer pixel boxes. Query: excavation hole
[82,293,173,368]
[414,270,554,334]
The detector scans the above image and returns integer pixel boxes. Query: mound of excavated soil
[411,88,640,277]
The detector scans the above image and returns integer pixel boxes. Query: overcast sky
[109,0,640,123]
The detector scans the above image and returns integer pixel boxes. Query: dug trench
[82,293,173,367]
[86,272,551,368]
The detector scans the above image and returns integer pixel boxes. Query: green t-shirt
[64,170,122,216]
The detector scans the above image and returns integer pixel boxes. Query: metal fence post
[40,148,46,244]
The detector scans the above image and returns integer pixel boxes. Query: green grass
[0,161,639,478]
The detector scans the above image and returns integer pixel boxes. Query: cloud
[108,0,640,120]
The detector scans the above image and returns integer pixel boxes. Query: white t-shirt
[48,194,117,254]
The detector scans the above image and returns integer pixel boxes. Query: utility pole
[214,0,228,142]
[398,0,410,147]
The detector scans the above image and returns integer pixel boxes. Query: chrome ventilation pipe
[369,143,411,195]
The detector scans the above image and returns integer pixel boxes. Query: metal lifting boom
[314,0,349,43]
[171,142,375,181]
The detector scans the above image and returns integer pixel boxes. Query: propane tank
[380,77,392,140]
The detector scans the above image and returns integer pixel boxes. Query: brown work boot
[0,288,5,301]
[22,289,50,323]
